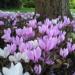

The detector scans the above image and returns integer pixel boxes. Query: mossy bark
[35,0,72,20]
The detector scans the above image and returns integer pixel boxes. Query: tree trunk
[35,0,72,20]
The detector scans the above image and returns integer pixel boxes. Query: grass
[0,7,35,12]
[0,7,75,14]
[70,9,75,13]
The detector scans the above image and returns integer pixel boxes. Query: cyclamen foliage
[0,13,75,75]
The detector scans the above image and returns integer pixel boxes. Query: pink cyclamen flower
[39,37,58,51]
[63,16,70,25]
[10,43,17,54]
[16,28,22,36]
[44,18,52,26]
[0,21,4,26]
[2,33,11,42]
[38,38,46,50]
[46,37,58,51]
[12,20,17,26]
[22,27,35,39]
[67,42,72,51]
[19,42,26,52]
[67,42,75,52]
[34,64,42,75]
[12,36,23,46]
[60,48,69,58]
[5,44,17,54]
[46,26,60,37]
[38,24,48,34]
[4,44,11,55]
[73,72,75,75]
[45,59,54,65]
[72,44,75,51]
[58,31,66,43]
[1,28,11,42]
[11,36,19,46]
[27,47,42,62]
[57,21,63,29]
[28,19,37,29]
[4,28,11,34]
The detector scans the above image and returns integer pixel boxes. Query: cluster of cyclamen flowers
[0,16,75,75]
[0,11,39,26]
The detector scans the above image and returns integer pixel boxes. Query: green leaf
[70,33,75,40]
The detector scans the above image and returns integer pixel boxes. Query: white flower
[52,18,59,24]
[2,63,23,75]
[21,52,30,63]
[9,52,21,63]
[28,40,39,49]
[9,52,29,63]
[60,48,69,58]
[0,47,10,58]
[24,72,30,75]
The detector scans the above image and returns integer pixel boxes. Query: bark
[35,0,72,20]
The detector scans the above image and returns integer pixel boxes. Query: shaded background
[0,0,74,12]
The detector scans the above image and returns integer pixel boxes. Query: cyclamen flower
[34,64,41,75]
[27,40,39,49]
[19,42,26,52]
[67,42,72,51]
[2,33,11,42]
[46,37,58,51]
[10,43,17,53]
[4,28,11,34]
[51,18,59,24]
[9,52,22,63]
[73,72,75,75]
[28,19,37,29]
[21,52,30,63]
[68,38,72,42]
[67,42,75,52]
[11,36,19,46]
[2,28,11,42]
[22,27,35,40]
[32,40,39,48]
[24,72,30,75]
[38,38,46,50]
[2,63,23,75]
[44,18,52,26]
[25,27,35,37]
[45,59,54,65]
[27,47,42,62]
[25,42,33,50]
[12,20,17,26]
[4,44,16,54]
[12,36,23,46]
[16,28,22,36]
[57,21,63,29]
[0,47,10,58]
[0,21,4,25]
[63,16,70,25]
[72,44,75,51]
[9,52,29,63]
[37,21,42,26]
[38,24,48,34]
[39,37,58,51]
[46,26,60,37]
[58,31,66,43]
[60,48,69,58]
